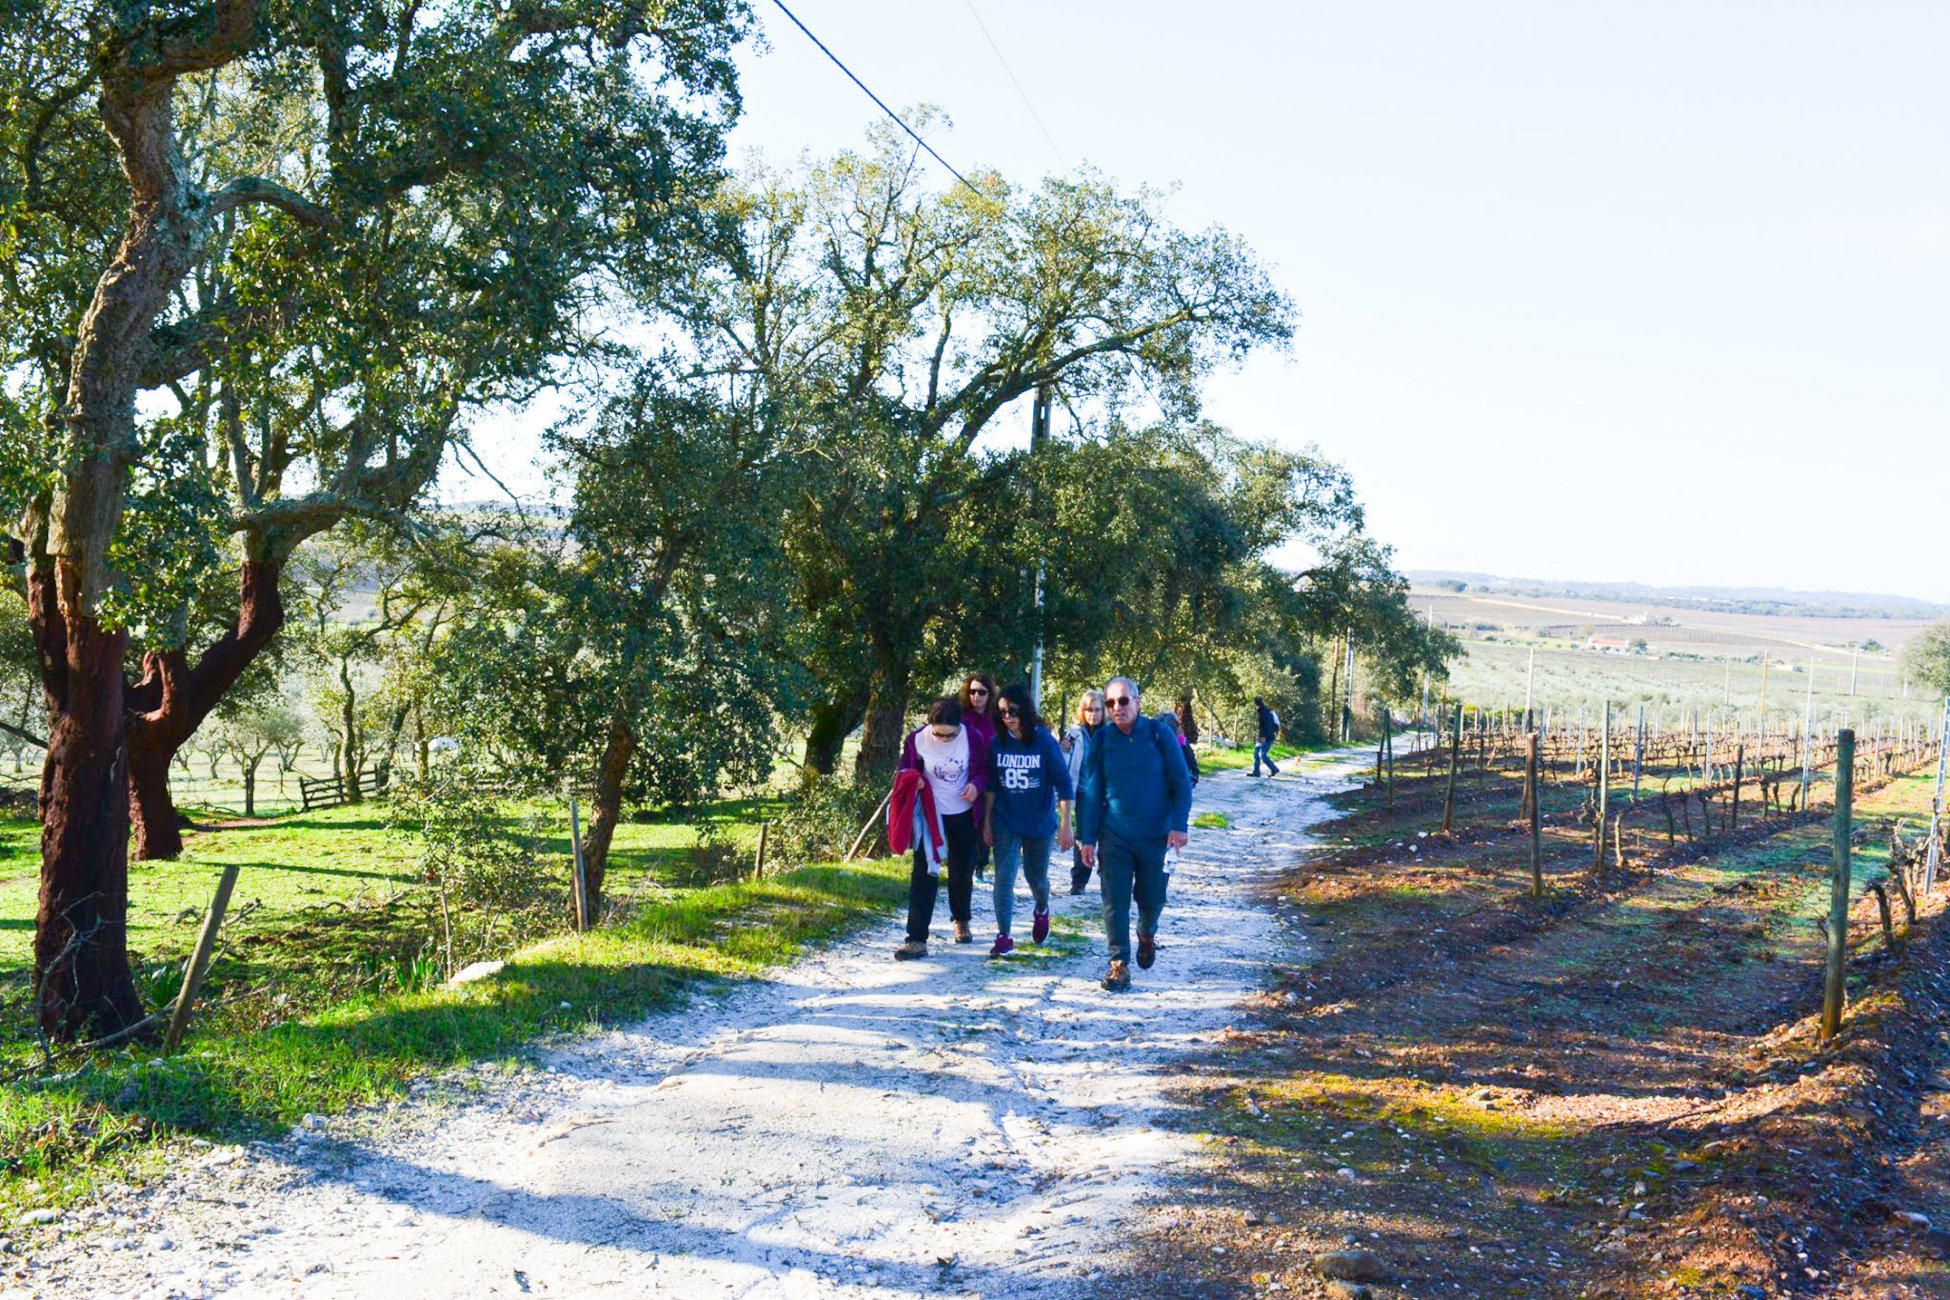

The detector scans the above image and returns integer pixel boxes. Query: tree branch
[207,177,332,228]
[0,720,47,751]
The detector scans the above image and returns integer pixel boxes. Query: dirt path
[27,756,1362,1300]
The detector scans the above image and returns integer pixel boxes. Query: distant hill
[1406,572,1950,622]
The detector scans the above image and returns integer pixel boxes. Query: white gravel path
[14,754,1361,1300]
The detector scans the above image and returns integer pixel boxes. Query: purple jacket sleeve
[897,728,922,775]
[966,726,991,797]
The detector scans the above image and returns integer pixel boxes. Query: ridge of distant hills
[1406,572,1950,622]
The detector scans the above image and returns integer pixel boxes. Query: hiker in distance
[889,698,990,959]
[1076,677,1193,992]
[1253,695,1281,777]
[982,683,1074,957]
[1061,688,1106,894]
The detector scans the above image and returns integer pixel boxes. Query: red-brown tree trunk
[579,712,637,918]
[125,558,285,859]
[32,567,145,1041]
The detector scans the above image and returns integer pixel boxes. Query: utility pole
[1800,661,1816,809]
[1850,647,1859,698]
[1028,385,1050,710]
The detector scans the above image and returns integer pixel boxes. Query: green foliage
[389,770,560,953]
[1900,620,1950,698]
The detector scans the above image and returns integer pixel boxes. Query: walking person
[1077,677,1192,991]
[1253,696,1281,777]
[960,673,999,882]
[890,698,989,959]
[982,684,1074,957]
[1062,689,1105,893]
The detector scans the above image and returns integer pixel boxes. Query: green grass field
[0,796,907,1212]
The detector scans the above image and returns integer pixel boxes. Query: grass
[1192,812,1229,829]
[0,796,909,1215]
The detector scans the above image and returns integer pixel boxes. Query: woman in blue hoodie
[982,683,1074,957]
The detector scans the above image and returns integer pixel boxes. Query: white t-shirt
[913,727,974,815]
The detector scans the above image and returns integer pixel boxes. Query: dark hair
[959,671,996,716]
[1254,696,1266,708]
[1156,710,1184,735]
[926,697,963,727]
[996,683,1042,739]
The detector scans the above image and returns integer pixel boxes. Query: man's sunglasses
[1106,696,1135,708]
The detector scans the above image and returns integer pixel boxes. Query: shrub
[770,773,888,867]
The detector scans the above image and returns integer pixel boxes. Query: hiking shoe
[954,920,974,944]
[1136,933,1156,970]
[894,941,928,961]
[1068,877,1086,896]
[1101,960,1131,992]
[1267,764,1281,776]
[989,934,1015,958]
[1032,907,1050,944]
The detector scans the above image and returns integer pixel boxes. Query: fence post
[752,821,770,880]
[164,862,242,1054]
[1442,707,1460,833]
[1528,731,1542,896]
[1820,729,1855,1045]
[569,794,589,933]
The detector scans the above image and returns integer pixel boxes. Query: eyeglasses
[999,706,1020,718]
[1105,696,1135,708]
[968,686,989,697]
[930,726,959,740]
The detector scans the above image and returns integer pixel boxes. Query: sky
[465,1,1950,601]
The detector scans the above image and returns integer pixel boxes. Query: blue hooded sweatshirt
[987,724,1075,839]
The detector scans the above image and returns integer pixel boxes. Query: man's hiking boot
[1032,907,1050,944]
[1102,960,1131,992]
[1137,933,1156,970]
[989,934,1014,958]
[954,920,974,944]
[894,940,927,961]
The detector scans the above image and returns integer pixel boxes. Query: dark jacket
[1077,714,1193,844]
[1257,702,1280,743]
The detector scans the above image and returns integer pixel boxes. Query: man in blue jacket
[1077,677,1192,991]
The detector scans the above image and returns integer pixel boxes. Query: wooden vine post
[1820,729,1855,1045]
[1593,700,1611,872]
[1527,731,1542,897]
[569,794,590,933]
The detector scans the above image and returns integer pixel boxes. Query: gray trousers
[1099,832,1169,965]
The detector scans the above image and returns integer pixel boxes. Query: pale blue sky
[472,2,1950,600]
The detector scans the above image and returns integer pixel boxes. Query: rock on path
[27,757,1359,1300]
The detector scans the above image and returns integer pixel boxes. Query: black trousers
[906,809,977,943]
[1070,846,1094,892]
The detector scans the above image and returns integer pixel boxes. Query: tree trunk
[580,712,636,917]
[32,567,145,1041]
[337,657,361,803]
[854,667,911,781]
[125,558,286,859]
[802,688,868,776]
[242,755,260,817]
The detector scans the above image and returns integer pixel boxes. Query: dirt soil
[1111,744,1950,1299]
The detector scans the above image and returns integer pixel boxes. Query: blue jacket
[1077,714,1192,844]
[987,724,1074,838]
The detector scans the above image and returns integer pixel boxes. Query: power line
[766,0,987,200]
[961,0,1065,169]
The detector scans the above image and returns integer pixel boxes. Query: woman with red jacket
[892,697,990,959]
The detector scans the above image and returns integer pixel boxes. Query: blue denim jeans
[1253,738,1278,774]
[991,824,1052,936]
[1099,832,1169,965]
